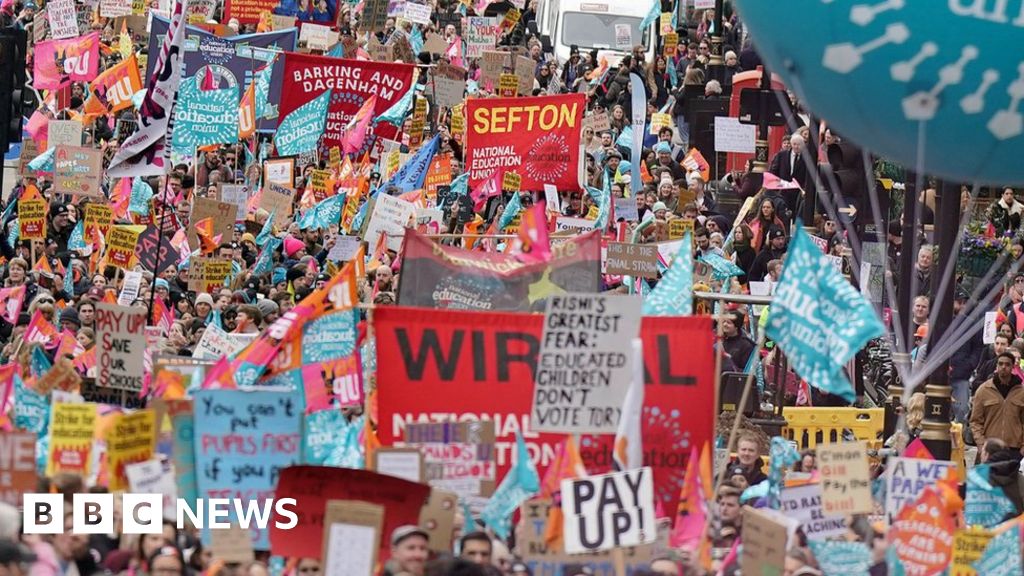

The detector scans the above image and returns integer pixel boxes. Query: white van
[535,0,656,66]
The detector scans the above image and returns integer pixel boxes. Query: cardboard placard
[264,157,295,186]
[778,483,848,541]
[433,62,467,109]
[741,506,789,576]
[714,116,757,154]
[583,111,611,134]
[817,441,873,515]
[217,184,249,221]
[514,55,535,96]
[18,137,39,176]
[373,447,424,483]
[606,242,659,279]
[322,500,384,576]
[532,294,642,434]
[418,489,457,552]
[193,324,258,360]
[481,50,507,87]
[261,184,295,218]
[423,32,448,54]
[886,457,958,518]
[187,258,233,293]
[34,357,82,396]
[209,524,256,564]
[403,421,496,498]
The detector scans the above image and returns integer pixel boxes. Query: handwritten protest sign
[261,184,295,218]
[365,193,415,252]
[106,225,144,269]
[606,242,659,279]
[532,294,641,433]
[125,459,178,520]
[818,441,872,515]
[403,421,496,497]
[886,457,958,517]
[107,410,156,491]
[100,0,132,18]
[210,524,256,564]
[54,146,104,198]
[193,389,303,549]
[0,431,36,506]
[270,466,431,561]
[714,117,757,154]
[465,17,497,57]
[48,120,83,147]
[47,0,79,40]
[218,184,249,221]
[95,303,147,391]
[193,324,258,360]
[188,258,233,293]
[47,403,96,476]
[373,448,424,483]
[741,506,789,576]
[18,196,46,240]
[561,468,656,553]
[778,483,848,540]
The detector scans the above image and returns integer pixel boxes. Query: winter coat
[971,375,1024,448]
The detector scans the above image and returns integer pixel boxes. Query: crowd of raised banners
[0,0,1021,574]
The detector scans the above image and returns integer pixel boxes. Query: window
[561,12,650,51]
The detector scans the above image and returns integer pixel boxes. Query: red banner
[465,93,585,192]
[270,466,429,561]
[279,53,415,151]
[375,307,716,511]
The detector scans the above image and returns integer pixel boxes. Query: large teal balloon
[736,0,1024,184]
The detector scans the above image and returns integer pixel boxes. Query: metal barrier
[782,407,885,449]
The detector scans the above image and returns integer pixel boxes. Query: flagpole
[147,179,170,324]
[715,330,768,491]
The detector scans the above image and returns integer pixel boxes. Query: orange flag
[194,217,219,255]
[239,81,257,140]
[33,255,52,276]
[541,437,587,549]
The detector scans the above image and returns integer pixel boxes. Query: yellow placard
[951,527,993,576]
[668,218,693,240]
[47,403,97,477]
[106,225,144,270]
[18,198,46,240]
[502,171,521,193]
[107,410,157,492]
[85,203,113,239]
[499,73,518,97]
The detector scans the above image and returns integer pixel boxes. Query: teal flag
[129,177,154,216]
[767,437,799,508]
[643,233,693,316]
[256,211,276,247]
[974,525,1021,575]
[252,237,282,276]
[298,194,344,230]
[172,76,239,154]
[30,346,52,379]
[375,76,417,127]
[480,431,540,538]
[699,252,745,281]
[498,190,521,231]
[304,411,364,468]
[63,260,74,294]
[28,147,55,172]
[639,0,659,32]
[765,224,883,402]
[68,220,86,251]
[254,60,276,121]
[808,541,872,576]
[966,464,1017,528]
[276,89,331,155]
[451,172,470,196]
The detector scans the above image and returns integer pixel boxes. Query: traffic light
[0,27,27,154]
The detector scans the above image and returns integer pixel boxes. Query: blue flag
[974,524,1021,575]
[326,43,344,58]
[304,410,364,468]
[643,233,693,316]
[254,60,276,122]
[7,219,17,247]
[63,259,74,295]
[30,346,52,379]
[767,436,799,509]
[298,194,344,230]
[171,76,239,154]
[276,89,331,155]
[807,541,872,575]
[765,224,883,402]
[382,134,440,193]
[409,27,424,55]
[480,431,539,538]
[966,464,1017,527]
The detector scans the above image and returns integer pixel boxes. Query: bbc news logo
[23,494,299,534]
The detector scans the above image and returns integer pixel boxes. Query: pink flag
[0,285,26,324]
[470,170,501,212]
[763,172,800,190]
[25,110,49,147]
[342,95,377,155]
